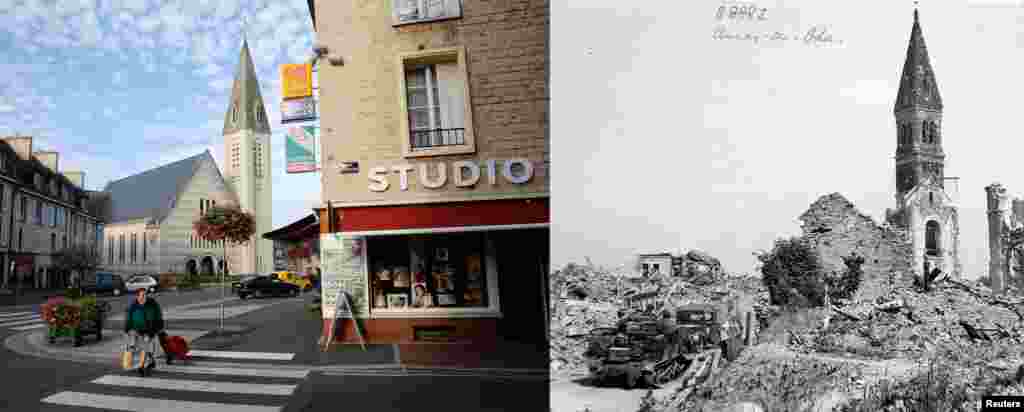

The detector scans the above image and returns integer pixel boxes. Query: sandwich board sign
[322,289,366,352]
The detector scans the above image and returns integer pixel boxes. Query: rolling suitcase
[158,331,191,365]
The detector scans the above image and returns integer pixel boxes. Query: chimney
[34,151,59,173]
[2,135,33,160]
[63,171,85,189]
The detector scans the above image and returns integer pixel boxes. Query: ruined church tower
[887,9,961,278]
[223,38,274,274]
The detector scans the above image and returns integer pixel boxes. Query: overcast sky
[0,0,320,230]
[552,0,1024,279]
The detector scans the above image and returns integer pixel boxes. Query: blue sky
[553,0,1024,279]
[0,0,320,229]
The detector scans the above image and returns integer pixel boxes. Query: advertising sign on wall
[281,63,313,99]
[285,126,318,173]
[320,234,369,319]
[281,96,317,124]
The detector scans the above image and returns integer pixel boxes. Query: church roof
[223,38,271,136]
[894,9,942,113]
[102,151,211,224]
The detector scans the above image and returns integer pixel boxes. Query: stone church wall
[798,193,914,302]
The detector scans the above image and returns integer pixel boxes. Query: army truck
[584,298,753,388]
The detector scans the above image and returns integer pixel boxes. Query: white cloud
[0,105,14,113]
[209,77,233,91]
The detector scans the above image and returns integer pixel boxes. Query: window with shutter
[399,47,474,157]
[392,0,461,25]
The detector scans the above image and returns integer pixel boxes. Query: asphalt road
[303,371,550,412]
[0,288,242,411]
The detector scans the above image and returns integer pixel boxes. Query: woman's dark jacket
[124,299,165,337]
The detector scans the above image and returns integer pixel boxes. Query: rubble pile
[780,277,1024,360]
[672,343,868,412]
[679,249,724,282]
[549,263,625,374]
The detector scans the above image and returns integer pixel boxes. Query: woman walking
[124,287,164,377]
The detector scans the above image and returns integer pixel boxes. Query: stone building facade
[984,183,1024,293]
[884,10,961,279]
[309,0,549,345]
[801,193,914,301]
[0,136,103,290]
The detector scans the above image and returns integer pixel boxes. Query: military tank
[584,298,751,389]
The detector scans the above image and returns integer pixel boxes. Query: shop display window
[368,232,489,311]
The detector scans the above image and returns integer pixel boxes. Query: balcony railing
[410,128,466,149]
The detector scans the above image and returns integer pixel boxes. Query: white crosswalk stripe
[187,350,295,361]
[0,310,44,331]
[40,364,309,411]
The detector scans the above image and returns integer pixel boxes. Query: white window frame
[392,0,463,26]
[397,47,476,158]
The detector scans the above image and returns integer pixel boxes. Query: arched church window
[256,104,264,122]
[232,104,238,123]
[925,220,940,256]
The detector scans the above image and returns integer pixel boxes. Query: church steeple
[894,7,945,197]
[223,38,271,136]
[894,8,942,113]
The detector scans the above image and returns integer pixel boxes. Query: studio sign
[368,159,534,192]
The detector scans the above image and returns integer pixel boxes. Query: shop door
[493,228,548,344]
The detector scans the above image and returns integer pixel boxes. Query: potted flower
[42,296,82,344]
[42,295,108,346]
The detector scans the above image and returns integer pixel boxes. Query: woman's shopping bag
[121,341,134,370]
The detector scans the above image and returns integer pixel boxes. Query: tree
[757,237,826,308]
[193,204,256,332]
[53,244,101,290]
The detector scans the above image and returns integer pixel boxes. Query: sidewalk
[0,288,67,307]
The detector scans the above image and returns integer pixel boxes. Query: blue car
[82,272,127,296]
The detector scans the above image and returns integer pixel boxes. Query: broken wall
[799,193,914,301]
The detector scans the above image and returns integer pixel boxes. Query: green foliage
[826,253,864,300]
[63,287,83,300]
[758,237,826,307]
[75,295,99,321]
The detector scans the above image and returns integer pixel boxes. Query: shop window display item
[412,283,433,308]
[386,293,409,308]
[393,267,411,288]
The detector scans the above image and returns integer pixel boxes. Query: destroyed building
[985,183,1024,294]
[800,193,915,301]
[637,250,723,280]
[882,9,962,280]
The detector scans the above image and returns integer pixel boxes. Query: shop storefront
[320,199,549,345]
[262,214,321,275]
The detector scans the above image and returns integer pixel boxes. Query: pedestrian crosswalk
[39,361,310,411]
[0,310,47,331]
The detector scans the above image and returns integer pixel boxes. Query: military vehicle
[584,298,751,389]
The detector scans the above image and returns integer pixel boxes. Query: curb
[5,329,550,376]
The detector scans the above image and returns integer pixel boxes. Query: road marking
[40,391,283,412]
[0,311,35,318]
[0,316,41,327]
[92,375,299,396]
[187,350,295,361]
[11,323,47,331]
[159,364,310,379]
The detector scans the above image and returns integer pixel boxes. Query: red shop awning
[334,198,548,236]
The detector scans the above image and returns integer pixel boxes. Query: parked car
[231,273,260,293]
[125,275,158,293]
[82,272,127,296]
[236,274,301,299]
[270,271,313,291]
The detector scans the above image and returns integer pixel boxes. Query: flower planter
[46,301,109,347]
